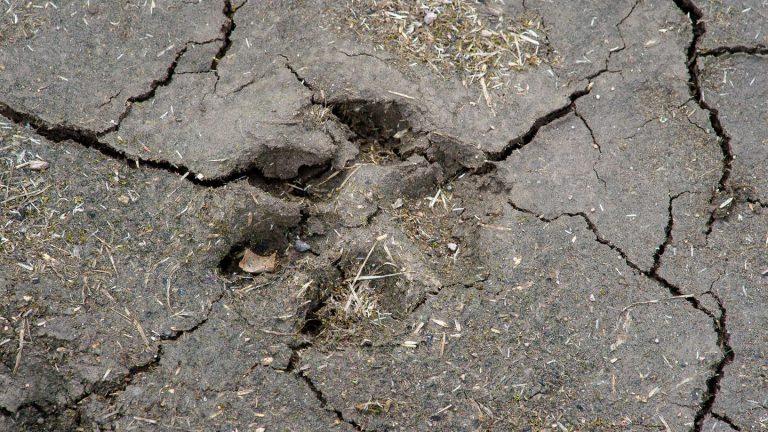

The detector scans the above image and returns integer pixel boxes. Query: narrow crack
[281,56,316,94]
[298,372,366,431]
[574,109,601,153]
[670,0,735,239]
[607,0,641,64]
[710,412,742,431]
[574,109,608,189]
[481,67,617,168]
[159,289,227,341]
[407,277,486,315]
[209,0,237,71]
[508,196,735,432]
[669,5,738,425]
[0,2,242,186]
[484,78,600,162]
[102,43,192,136]
[508,199,721,320]
[57,290,229,422]
[650,191,689,274]
[0,100,318,189]
[699,45,768,57]
[694,285,736,431]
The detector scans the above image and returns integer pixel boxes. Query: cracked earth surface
[0,0,765,431]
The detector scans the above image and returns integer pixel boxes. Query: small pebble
[294,239,312,253]
[447,242,458,252]
[27,160,49,171]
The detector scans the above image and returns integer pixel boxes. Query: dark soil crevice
[123,346,163,381]
[159,290,227,341]
[670,0,735,239]
[509,197,734,432]
[281,58,422,165]
[299,296,328,337]
[296,371,366,432]
[650,191,689,274]
[282,57,316,93]
[0,100,337,190]
[710,412,742,431]
[294,256,352,338]
[608,0,641,64]
[0,401,48,426]
[330,100,413,152]
[210,0,241,70]
[407,276,486,315]
[668,4,739,423]
[694,287,736,431]
[574,110,601,153]
[699,45,768,57]
[64,291,228,419]
[284,342,312,372]
[102,43,193,136]
[507,199,719,320]
[485,75,603,162]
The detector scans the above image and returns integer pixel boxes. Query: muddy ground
[0,0,766,431]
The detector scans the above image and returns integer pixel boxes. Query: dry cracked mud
[0,0,765,431]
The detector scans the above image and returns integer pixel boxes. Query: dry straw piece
[238,249,277,274]
[345,0,546,88]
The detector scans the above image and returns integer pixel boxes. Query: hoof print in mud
[2,0,765,430]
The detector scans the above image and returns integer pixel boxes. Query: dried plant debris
[238,249,277,274]
[0,1,56,45]
[343,0,547,88]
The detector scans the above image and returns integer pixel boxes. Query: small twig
[621,294,694,312]
[351,272,405,281]
[387,90,415,100]
[335,165,360,192]
[134,318,150,349]
[259,329,298,336]
[13,318,26,374]
[1,185,50,204]
[433,404,452,416]
[344,235,387,313]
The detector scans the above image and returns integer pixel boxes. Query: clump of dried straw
[344,0,546,88]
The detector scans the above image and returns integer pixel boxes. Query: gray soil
[0,0,765,431]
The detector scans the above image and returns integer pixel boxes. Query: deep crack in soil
[210,0,238,71]
[711,411,742,431]
[36,290,230,428]
[0,2,753,428]
[482,68,615,168]
[285,344,366,431]
[670,1,739,429]
[671,0,735,239]
[699,45,768,57]
[507,197,733,431]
